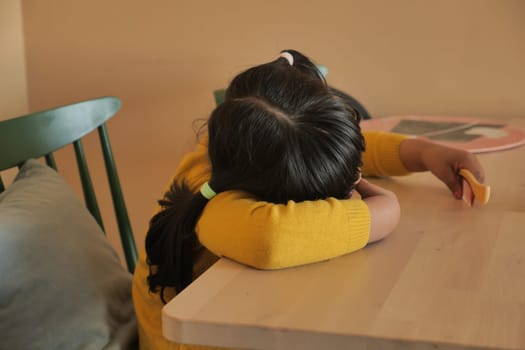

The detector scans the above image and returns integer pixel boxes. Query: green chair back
[0,96,138,273]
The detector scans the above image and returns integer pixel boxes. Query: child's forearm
[398,137,433,172]
[398,137,485,197]
[198,191,371,270]
[355,179,400,243]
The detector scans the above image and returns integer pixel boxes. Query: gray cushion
[0,159,137,350]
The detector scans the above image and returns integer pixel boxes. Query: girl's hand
[399,137,485,199]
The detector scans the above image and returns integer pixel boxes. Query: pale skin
[359,137,485,243]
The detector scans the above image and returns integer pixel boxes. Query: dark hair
[146,49,365,300]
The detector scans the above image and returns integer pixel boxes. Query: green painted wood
[0,97,120,170]
[214,89,226,106]
[45,153,58,170]
[98,124,138,272]
[73,139,105,233]
[0,96,137,273]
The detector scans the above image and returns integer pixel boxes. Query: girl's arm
[197,191,371,270]
[361,131,485,198]
[355,179,400,243]
[361,131,411,177]
[399,137,485,198]
[197,180,400,270]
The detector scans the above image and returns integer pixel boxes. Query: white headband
[279,52,294,66]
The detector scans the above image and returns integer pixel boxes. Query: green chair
[0,96,138,273]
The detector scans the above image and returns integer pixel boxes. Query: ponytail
[145,180,209,302]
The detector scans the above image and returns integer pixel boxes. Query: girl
[132,50,484,350]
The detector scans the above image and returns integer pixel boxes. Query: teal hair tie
[200,181,216,200]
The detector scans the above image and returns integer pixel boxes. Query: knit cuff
[362,131,411,177]
[345,199,371,252]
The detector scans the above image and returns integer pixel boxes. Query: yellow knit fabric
[361,131,410,177]
[132,130,409,350]
[198,192,369,269]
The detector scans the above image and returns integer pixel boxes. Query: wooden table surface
[163,118,525,350]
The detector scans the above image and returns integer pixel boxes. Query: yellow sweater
[132,131,409,350]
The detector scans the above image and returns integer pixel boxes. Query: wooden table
[163,118,525,350]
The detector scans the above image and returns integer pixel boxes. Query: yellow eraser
[459,169,490,205]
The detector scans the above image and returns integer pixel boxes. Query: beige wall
[20,0,525,245]
[1,0,28,120]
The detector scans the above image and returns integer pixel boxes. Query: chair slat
[98,124,138,273]
[73,139,105,233]
[45,153,58,170]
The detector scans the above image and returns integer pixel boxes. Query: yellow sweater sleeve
[361,131,410,177]
[197,191,370,269]
[172,136,211,192]
[169,131,409,270]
